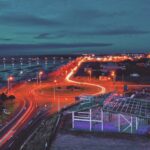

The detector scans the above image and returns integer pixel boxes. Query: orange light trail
[65,58,106,95]
[0,97,34,147]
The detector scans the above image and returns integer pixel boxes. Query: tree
[0,93,8,102]
[8,95,16,102]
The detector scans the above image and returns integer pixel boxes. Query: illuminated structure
[71,93,150,134]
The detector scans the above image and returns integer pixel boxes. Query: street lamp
[11,58,15,68]
[111,70,115,78]
[39,71,43,83]
[53,57,56,64]
[53,79,60,111]
[58,96,60,112]
[36,57,40,65]
[3,58,6,70]
[28,58,31,66]
[69,57,71,62]
[111,70,116,91]
[37,71,43,84]
[61,57,64,63]
[54,80,57,102]
[65,70,68,75]
[44,57,48,68]
[7,76,14,93]
[87,69,92,81]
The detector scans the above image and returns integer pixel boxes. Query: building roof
[103,97,150,119]
[70,93,112,112]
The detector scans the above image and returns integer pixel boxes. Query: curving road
[65,58,106,95]
[0,83,37,149]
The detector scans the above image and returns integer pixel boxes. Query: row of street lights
[85,68,117,91]
[7,70,44,93]
[1,59,63,70]
[6,71,61,111]
[36,76,60,111]
[1,56,70,65]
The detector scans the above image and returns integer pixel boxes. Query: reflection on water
[0,56,70,88]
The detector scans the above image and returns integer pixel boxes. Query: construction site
[70,89,150,135]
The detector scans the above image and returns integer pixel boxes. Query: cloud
[37,27,149,38]
[0,1,10,9]
[34,33,64,39]
[18,27,149,42]
[73,27,150,36]
[63,9,128,25]
[71,9,127,19]
[0,42,113,50]
[0,13,61,27]
[34,33,49,39]
[60,9,127,28]
[97,28,150,35]
[0,38,12,41]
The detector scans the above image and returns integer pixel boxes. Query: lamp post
[37,71,43,84]
[39,71,43,83]
[58,96,60,112]
[7,76,14,93]
[54,80,57,102]
[45,57,48,68]
[87,69,92,81]
[3,58,6,70]
[36,57,40,65]
[111,70,116,91]
[69,57,71,62]
[20,58,23,69]
[53,57,56,64]
[61,57,64,63]
[28,58,31,66]
[53,79,60,111]
[11,58,15,68]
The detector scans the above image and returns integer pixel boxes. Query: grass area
[7,103,15,112]
[0,114,8,123]
[41,85,91,93]
[0,101,18,124]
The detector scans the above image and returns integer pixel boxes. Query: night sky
[0,0,150,55]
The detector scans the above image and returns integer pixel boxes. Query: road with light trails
[0,83,38,149]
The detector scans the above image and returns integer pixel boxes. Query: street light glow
[37,71,44,84]
[7,76,14,92]
[111,71,116,77]
[39,71,43,76]
[8,76,14,81]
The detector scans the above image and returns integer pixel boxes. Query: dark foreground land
[51,133,150,150]
[51,114,150,150]
[15,106,150,150]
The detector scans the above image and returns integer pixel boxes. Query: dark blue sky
[0,0,150,55]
